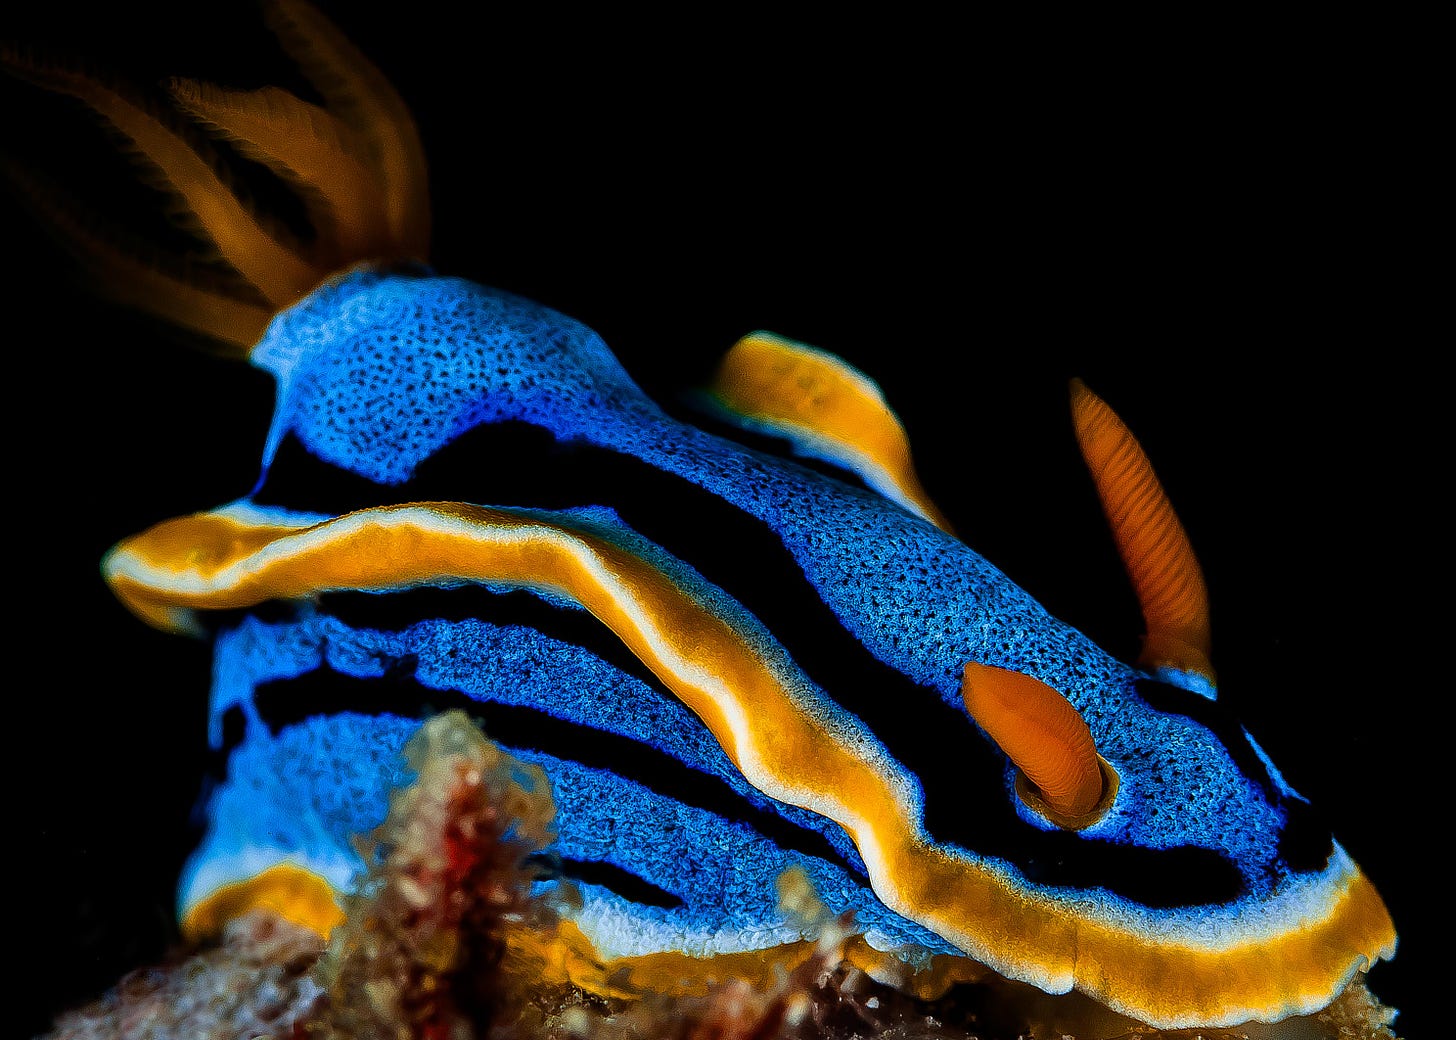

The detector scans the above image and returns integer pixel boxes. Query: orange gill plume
[1069,378,1216,692]
[0,0,429,354]
[960,662,1111,826]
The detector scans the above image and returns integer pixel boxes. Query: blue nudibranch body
[11,5,1394,1030]
[102,267,1394,1028]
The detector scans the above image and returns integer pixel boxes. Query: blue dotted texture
[208,608,866,876]
[221,266,1319,941]
[192,611,952,956]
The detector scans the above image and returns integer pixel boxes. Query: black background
[4,4,1433,1037]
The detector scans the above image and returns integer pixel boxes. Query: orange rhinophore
[1070,377,1216,695]
[960,661,1107,823]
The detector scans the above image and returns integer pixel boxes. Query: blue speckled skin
[190,609,942,955]
[193,264,1330,965]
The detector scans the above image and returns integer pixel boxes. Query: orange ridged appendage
[1069,379,1215,686]
[960,661,1103,819]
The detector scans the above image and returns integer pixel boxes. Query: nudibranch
[7,3,1396,1031]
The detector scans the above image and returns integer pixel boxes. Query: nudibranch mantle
[103,265,1396,1029]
